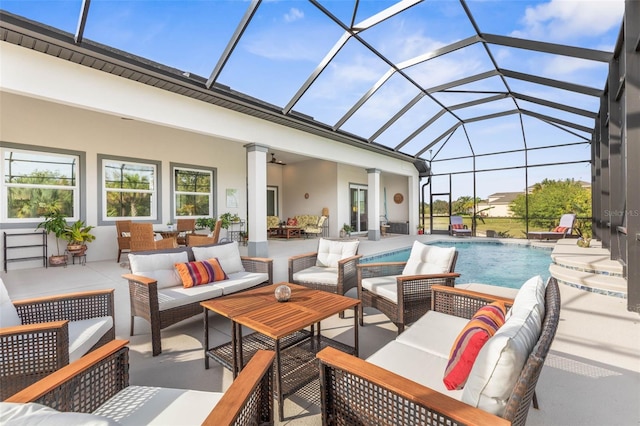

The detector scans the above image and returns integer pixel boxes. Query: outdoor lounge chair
[357,240,459,334]
[302,215,327,238]
[450,215,472,236]
[288,238,361,317]
[0,278,115,400]
[527,213,576,240]
[3,340,275,425]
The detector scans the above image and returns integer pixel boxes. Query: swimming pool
[361,241,552,289]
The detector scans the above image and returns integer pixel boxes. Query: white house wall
[1,41,420,266]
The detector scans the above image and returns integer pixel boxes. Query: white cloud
[541,55,602,77]
[511,0,624,41]
[284,7,304,23]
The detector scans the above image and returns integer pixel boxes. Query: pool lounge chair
[528,213,576,240]
[450,215,472,236]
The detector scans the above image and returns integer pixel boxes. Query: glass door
[349,184,368,234]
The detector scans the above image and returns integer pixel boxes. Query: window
[1,144,82,224]
[171,163,215,219]
[100,155,160,222]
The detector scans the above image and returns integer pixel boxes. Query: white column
[245,143,268,257]
[367,168,381,241]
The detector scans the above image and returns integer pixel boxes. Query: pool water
[361,241,552,289]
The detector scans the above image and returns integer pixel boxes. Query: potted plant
[64,220,96,254]
[220,213,240,230]
[166,221,174,231]
[341,223,353,238]
[36,207,69,266]
[575,220,592,248]
[417,224,424,235]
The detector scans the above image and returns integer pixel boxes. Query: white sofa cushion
[192,242,245,274]
[157,283,224,311]
[213,271,269,295]
[293,266,339,286]
[93,386,223,426]
[461,304,543,415]
[129,251,189,290]
[402,241,456,275]
[367,341,463,400]
[315,238,359,268]
[0,278,21,328]
[396,310,469,358]
[68,317,114,362]
[505,275,546,322]
[0,402,117,426]
[360,275,399,303]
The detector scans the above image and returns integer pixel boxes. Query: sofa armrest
[203,349,274,425]
[13,289,115,324]
[5,339,129,412]
[431,285,514,320]
[288,252,318,281]
[241,257,273,284]
[317,347,509,426]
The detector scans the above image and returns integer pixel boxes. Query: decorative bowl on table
[274,285,291,302]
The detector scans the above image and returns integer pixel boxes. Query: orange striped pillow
[443,302,506,390]
[175,258,228,288]
[552,226,568,233]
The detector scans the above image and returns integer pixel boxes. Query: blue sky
[1,0,625,199]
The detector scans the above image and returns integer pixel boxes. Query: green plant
[575,219,592,240]
[196,217,216,231]
[64,220,96,245]
[220,213,240,230]
[36,207,68,256]
[342,223,353,234]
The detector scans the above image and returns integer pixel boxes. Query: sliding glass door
[350,184,367,234]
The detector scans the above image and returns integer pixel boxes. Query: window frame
[1,142,85,228]
[170,162,217,222]
[98,154,161,225]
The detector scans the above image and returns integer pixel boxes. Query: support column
[245,143,268,257]
[367,168,381,241]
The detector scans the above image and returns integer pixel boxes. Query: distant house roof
[485,192,521,204]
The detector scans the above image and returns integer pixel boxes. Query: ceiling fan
[269,153,286,165]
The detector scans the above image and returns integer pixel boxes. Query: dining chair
[115,220,132,262]
[130,223,177,252]
[176,218,196,246]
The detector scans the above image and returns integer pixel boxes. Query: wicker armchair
[288,238,361,318]
[0,282,115,400]
[176,218,196,246]
[357,242,459,334]
[318,279,561,426]
[5,340,275,426]
[130,222,177,252]
[115,220,131,262]
[188,220,222,247]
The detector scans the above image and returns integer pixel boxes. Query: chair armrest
[357,261,406,279]
[317,347,509,426]
[5,340,130,412]
[431,285,514,319]
[13,289,115,324]
[155,237,177,249]
[288,252,318,280]
[121,273,157,286]
[203,349,275,425]
[241,257,274,284]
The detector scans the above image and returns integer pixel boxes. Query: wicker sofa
[318,277,561,426]
[3,340,275,425]
[122,241,273,356]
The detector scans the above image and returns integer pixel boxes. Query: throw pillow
[443,302,506,390]
[402,241,456,276]
[287,217,298,226]
[452,224,465,229]
[175,258,228,288]
[552,226,567,233]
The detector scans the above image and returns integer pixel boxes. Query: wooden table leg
[354,305,359,357]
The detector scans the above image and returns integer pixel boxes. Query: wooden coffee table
[201,283,360,421]
[269,226,302,239]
